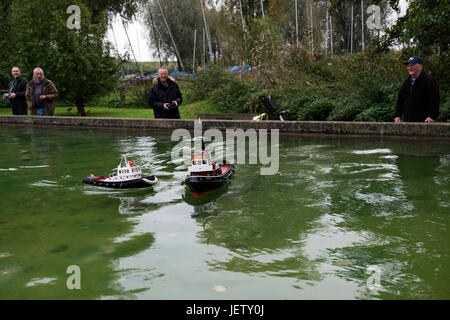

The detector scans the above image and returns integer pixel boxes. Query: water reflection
[184,185,229,218]
[299,138,450,299]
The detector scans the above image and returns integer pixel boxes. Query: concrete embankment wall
[0,115,449,138]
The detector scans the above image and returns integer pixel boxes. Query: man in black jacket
[395,56,439,123]
[4,66,28,115]
[148,68,182,119]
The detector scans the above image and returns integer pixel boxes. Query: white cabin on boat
[188,151,219,176]
[104,153,142,182]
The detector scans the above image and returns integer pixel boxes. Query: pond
[0,126,449,299]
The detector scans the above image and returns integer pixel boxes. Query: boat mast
[200,0,214,62]
[121,17,141,75]
[155,0,185,70]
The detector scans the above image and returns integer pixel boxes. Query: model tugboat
[184,145,234,194]
[83,153,158,189]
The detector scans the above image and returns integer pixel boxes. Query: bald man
[5,66,28,115]
[148,68,182,119]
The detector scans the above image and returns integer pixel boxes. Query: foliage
[213,76,263,113]
[184,64,263,113]
[0,98,10,109]
[327,98,365,121]
[355,103,395,122]
[384,0,449,54]
[128,82,153,108]
[0,0,14,89]
[81,0,145,21]
[245,17,285,67]
[222,0,269,27]
[437,98,450,122]
[186,50,449,122]
[184,64,235,101]
[107,98,123,108]
[143,0,207,71]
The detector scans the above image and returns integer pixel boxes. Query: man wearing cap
[394,56,439,123]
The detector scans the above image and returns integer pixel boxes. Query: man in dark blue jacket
[148,68,182,119]
[4,66,28,115]
[395,56,440,123]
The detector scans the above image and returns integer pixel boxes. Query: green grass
[0,99,220,119]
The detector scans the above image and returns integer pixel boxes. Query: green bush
[297,98,333,121]
[0,98,10,109]
[185,65,234,102]
[355,103,395,122]
[107,98,122,108]
[128,83,152,108]
[310,61,335,82]
[437,98,450,122]
[327,99,364,121]
[214,76,262,113]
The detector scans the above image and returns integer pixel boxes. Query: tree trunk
[76,99,86,116]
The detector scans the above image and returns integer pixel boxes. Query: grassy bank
[0,99,219,119]
[2,51,447,122]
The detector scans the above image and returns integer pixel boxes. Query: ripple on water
[19,165,50,169]
[0,252,12,259]
[25,277,58,287]
[29,180,59,188]
[351,148,392,155]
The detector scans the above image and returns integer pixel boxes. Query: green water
[0,126,449,300]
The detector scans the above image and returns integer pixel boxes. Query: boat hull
[185,164,234,193]
[83,175,157,189]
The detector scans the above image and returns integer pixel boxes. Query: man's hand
[8,93,16,99]
[40,95,47,100]
[163,103,170,110]
[172,101,178,107]
[424,117,434,123]
[394,117,401,123]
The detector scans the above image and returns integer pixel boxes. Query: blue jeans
[36,108,46,116]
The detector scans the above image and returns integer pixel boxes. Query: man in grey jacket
[25,67,58,116]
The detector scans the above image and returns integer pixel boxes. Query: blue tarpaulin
[230,64,252,73]
[170,70,195,79]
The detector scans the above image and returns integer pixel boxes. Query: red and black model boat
[184,149,234,194]
[83,153,158,189]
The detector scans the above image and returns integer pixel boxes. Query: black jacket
[148,78,182,119]
[395,71,440,122]
[8,76,28,114]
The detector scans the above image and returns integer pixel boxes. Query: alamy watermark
[171,120,279,175]
[66,265,81,290]
[366,265,382,291]
[66,5,81,30]
[366,5,382,30]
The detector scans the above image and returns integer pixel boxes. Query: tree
[81,0,146,21]
[7,0,121,116]
[0,0,14,88]
[384,0,449,54]
[326,0,394,54]
[143,0,206,71]
[222,0,270,27]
